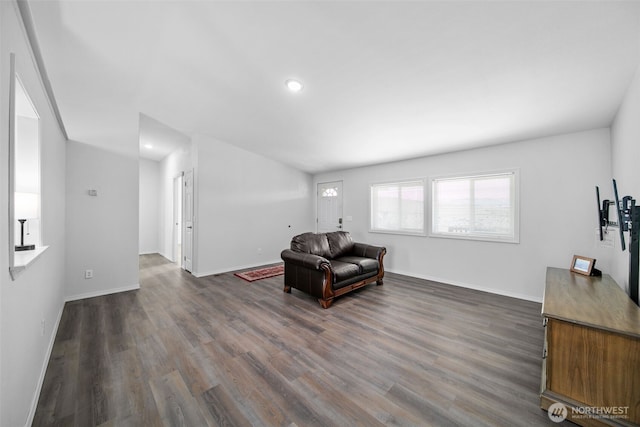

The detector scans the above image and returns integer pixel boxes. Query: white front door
[183,169,194,272]
[317,181,343,233]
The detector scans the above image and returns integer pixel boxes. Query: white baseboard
[156,252,174,262]
[64,283,141,302]
[25,302,64,427]
[387,269,543,303]
[194,259,282,278]
[194,262,541,302]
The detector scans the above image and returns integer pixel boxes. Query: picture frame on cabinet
[570,255,597,276]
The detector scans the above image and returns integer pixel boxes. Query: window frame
[8,53,46,280]
[429,169,520,244]
[369,178,427,236]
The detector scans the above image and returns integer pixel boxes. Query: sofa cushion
[329,260,360,283]
[290,232,313,252]
[333,270,378,290]
[291,233,331,259]
[327,231,355,259]
[335,256,379,274]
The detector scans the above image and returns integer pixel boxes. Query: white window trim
[428,169,520,244]
[9,54,46,280]
[369,178,427,236]
[10,246,50,280]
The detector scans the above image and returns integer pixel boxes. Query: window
[322,187,338,197]
[13,77,41,249]
[370,180,425,235]
[431,171,518,243]
[9,54,44,279]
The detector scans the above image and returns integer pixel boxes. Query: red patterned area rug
[234,264,285,282]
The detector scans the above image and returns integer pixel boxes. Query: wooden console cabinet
[541,267,640,426]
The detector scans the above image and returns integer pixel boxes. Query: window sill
[10,246,49,280]
[369,229,426,237]
[429,232,519,244]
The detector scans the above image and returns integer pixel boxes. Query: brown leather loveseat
[280,231,386,308]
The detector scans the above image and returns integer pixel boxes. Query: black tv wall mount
[597,179,639,305]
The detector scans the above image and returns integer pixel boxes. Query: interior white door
[173,174,183,265]
[317,181,343,233]
[183,169,194,272]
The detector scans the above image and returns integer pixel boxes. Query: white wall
[315,129,613,302]
[193,135,315,276]
[1,2,67,426]
[139,158,160,254]
[611,63,640,293]
[65,141,139,300]
[158,144,193,260]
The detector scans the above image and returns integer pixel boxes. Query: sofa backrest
[327,231,354,258]
[290,231,355,259]
[290,232,332,259]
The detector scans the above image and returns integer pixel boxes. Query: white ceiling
[138,113,190,162]
[27,1,640,172]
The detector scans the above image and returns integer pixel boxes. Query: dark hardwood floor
[33,254,566,426]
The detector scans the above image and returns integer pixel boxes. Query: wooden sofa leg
[319,298,333,309]
[283,285,291,293]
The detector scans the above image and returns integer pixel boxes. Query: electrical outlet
[85,269,93,279]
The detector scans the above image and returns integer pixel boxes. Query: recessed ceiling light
[144,144,153,149]
[285,79,303,93]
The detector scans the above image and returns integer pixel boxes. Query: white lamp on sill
[15,192,38,251]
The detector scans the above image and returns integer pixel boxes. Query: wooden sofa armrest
[281,251,334,306]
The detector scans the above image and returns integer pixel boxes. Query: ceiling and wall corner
[25,1,640,173]
[139,113,191,162]
[15,0,67,139]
